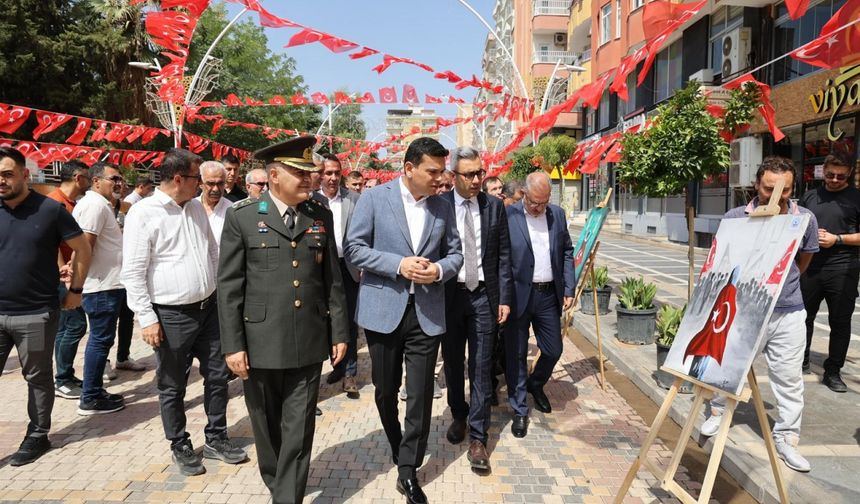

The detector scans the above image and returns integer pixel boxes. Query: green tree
[183,4,321,153]
[534,134,576,204]
[616,80,761,298]
[365,152,394,171]
[506,145,538,182]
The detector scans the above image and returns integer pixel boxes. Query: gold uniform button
[293,280,300,287]
[292,260,299,268]
[243,316,249,321]
[291,241,297,248]
[294,300,302,308]
[261,243,267,248]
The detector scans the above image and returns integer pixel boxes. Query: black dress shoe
[489,391,499,406]
[396,477,428,504]
[326,367,345,384]
[315,407,322,416]
[446,418,467,444]
[528,384,552,413]
[511,415,528,438]
[823,372,848,393]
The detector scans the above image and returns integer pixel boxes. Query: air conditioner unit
[688,68,714,84]
[721,27,751,77]
[728,136,762,187]
[554,32,568,47]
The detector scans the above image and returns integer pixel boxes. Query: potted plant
[581,265,611,315]
[655,304,684,389]
[615,276,658,344]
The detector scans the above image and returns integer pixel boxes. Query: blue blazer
[506,201,575,318]
[344,180,463,336]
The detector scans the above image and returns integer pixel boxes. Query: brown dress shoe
[467,440,490,471]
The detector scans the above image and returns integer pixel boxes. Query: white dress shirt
[123,191,143,205]
[121,189,218,328]
[197,195,232,249]
[397,178,443,291]
[319,189,344,257]
[525,207,554,282]
[73,191,124,294]
[453,190,484,283]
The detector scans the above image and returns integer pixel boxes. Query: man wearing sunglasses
[244,168,269,200]
[72,162,127,415]
[800,154,860,393]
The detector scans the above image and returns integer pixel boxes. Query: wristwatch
[68,287,83,294]
[836,234,844,245]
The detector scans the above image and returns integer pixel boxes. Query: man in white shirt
[122,148,247,476]
[197,161,232,249]
[73,162,127,416]
[123,177,153,204]
[316,154,362,395]
[244,168,268,200]
[504,172,575,438]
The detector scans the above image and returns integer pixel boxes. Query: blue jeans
[81,289,124,402]
[55,284,88,386]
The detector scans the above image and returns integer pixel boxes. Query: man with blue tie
[440,147,512,471]
[505,172,575,438]
[344,137,463,504]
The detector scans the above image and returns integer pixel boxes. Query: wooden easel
[613,178,790,503]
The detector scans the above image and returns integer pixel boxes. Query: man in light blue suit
[344,137,463,504]
[505,172,575,438]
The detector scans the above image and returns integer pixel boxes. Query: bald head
[523,172,551,216]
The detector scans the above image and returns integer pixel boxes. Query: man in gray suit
[316,153,362,396]
[344,137,463,504]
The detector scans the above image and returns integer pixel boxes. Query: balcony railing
[533,0,570,16]
[533,50,578,64]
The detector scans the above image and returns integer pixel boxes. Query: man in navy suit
[441,147,513,471]
[505,172,575,438]
[344,137,463,504]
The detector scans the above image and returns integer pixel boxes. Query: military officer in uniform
[217,136,348,504]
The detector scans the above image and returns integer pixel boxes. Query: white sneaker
[115,358,146,371]
[701,412,723,437]
[775,437,811,472]
[103,359,118,382]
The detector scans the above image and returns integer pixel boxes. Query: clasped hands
[399,256,440,284]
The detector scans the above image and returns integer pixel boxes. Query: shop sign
[808,65,860,141]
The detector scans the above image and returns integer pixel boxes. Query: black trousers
[801,267,860,373]
[152,298,229,445]
[334,260,359,376]
[441,286,495,444]
[243,363,322,504]
[365,302,440,479]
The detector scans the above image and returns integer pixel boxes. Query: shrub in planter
[615,276,658,344]
[581,265,612,315]
[655,304,683,389]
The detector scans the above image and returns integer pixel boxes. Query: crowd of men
[0,136,856,503]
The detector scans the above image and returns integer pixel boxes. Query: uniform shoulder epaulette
[232,198,257,210]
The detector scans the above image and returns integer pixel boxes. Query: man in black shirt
[799,154,860,393]
[0,147,92,465]
[222,154,248,202]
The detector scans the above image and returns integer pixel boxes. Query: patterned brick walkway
[0,326,709,503]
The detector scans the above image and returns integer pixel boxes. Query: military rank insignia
[307,220,326,234]
[257,221,268,233]
[258,201,269,214]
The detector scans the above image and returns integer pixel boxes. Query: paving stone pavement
[0,324,715,503]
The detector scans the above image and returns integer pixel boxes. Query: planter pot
[615,306,657,345]
[581,286,612,315]
[655,342,694,393]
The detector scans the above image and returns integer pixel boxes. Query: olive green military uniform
[217,190,348,504]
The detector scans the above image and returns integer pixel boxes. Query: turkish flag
[356,92,376,104]
[402,84,419,104]
[603,138,624,163]
[563,140,591,175]
[581,71,614,109]
[580,133,619,174]
[373,55,434,74]
[789,0,860,69]
[424,94,442,104]
[320,35,359,54]
[269,95,287,105]
[785,0,810,19]
[31,111,73,140]
[723,74,784,142]
[286,28,327,48]
[244,96,263,106]
[125,126,147,143]
[684,270,739,366]
[104,124,134,142]
[233,1,301,28]
[0,105,32,134]
[610,46,648,101]
[334,92,353,104]
[89,121,109,142]
[140,128,167,145]
[643,0,707,41]
[434,70,463,83]
[766,239,798,284]
[378,87,398,103]
[65,118,92,144]
[349,46,379,60]
[291,93,309,105]
[224,93,243,106]
[638,30,673,86]
[161,0,209,17]
[311,92,330,105]
[448,96,465,104]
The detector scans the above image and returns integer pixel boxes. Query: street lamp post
[539,59,586,115]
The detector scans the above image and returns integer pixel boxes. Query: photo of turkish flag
[790,0,860,69]
[378,86,398,103]
[684,267,740,367]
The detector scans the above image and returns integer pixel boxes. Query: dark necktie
[285,208,297,230]
[463,200,479,291]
